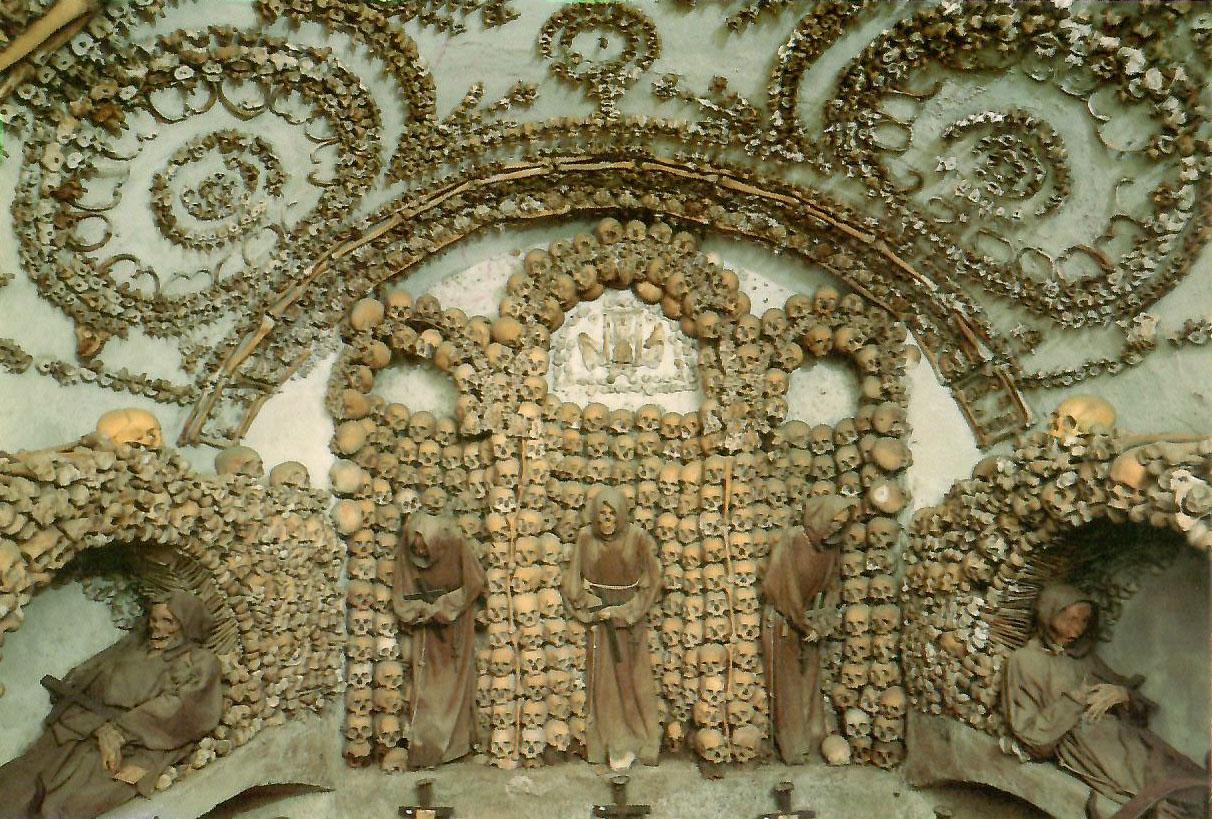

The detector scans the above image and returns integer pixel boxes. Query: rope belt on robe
[586,578,639,657]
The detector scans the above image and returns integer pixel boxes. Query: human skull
[347,661,373,689]
[840,662,869,689]
[346,580,375,611]
[822,734,851,765]
[843,604,871,637]
[732,640,759,672]
[844,707,872,739]
[832,682,860,710]
[871,604,900,635]
[694,728,730,764]
[345,686,373,717]
[268,460,310,488]
[1049,395,1117,443]
[374,661,404,690]
[735,612,760,642]
[878,686,907,719]
[871,739,905,769]
[95,408,163,449]
[375,714,403,748]
[545,719,571,753]
[869,661,901,688]
[347,608,374,637]
[345,713,374,744]
[804,324,833,357]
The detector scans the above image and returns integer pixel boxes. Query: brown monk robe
[763,494,859,764]
[392,512,486,769]
[0,590,222,818]
[562,486,662,769]
[1003,583,1207,818]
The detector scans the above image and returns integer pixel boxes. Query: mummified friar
[763,494,859,765]
[0,591,222,818]
[392,513,486,769]
[561,486,662,771]
[1003,583,1207,816]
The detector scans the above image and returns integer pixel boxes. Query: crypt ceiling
[1,0,1210,451]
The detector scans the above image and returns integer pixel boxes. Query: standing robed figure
[763,493,858,764]
[562,486,662,770]
[392,512,486,769]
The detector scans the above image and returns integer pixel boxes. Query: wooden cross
[399,778,453,819]
[757,781,815,819]
[592,775,650,818]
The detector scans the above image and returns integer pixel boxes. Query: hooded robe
[391,513,485,769]
[561,487,662,766]
[763,494,858,764]
[0,590,223,819]
[1003,583,1206,817]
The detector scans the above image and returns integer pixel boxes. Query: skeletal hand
[96,722,125,774]
[1083,684,1130,721]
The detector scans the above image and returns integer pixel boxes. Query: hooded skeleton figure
[0,590,222,818]
[763,494,859,765]
[1003,583,1205,816]
[561,486,662,770]
[392,512,486,769]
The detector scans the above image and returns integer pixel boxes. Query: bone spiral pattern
[0,440,343,788]
[328,219,912,769]
[902,424,1211,736]
[816,0,1211,328]
[3,0,1209,449]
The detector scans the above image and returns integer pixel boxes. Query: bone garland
[179,149,1041,448]
[903,397,1210,735]
[0,416,340,789]
[2,0,1206,452]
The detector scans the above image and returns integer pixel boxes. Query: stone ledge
[103,711,339,819]
[903,711,1121,819]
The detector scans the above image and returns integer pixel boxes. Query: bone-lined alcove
[327,218,915,770]
[902,406,1211,816]
[2,0,1211,815]
[0,420,344,803]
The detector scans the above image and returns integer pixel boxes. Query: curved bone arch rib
[0,0,98,90]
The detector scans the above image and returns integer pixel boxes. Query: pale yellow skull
[95,408,163,449]
[215,445,263,477]
[1049,395,1117,442]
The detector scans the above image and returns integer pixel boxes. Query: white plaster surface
[785,361,860,428]
[548,289,702,413]
[904,341,984,512]
[242,349,340,491]
[1100,546,1211,763]
[0,584,125,765]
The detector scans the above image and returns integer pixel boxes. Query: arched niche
[0,437,343,787]
[902,426,1211,740]
[327,217,917,769]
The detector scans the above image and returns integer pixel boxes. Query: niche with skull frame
[903,411,1211,744]
[0,428,343,792]
[329,218,914,770]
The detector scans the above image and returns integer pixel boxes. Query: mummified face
[410,528,430,561]
[596,502,617,538]
[1048,602,1092,647]
[149,603,183,652]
